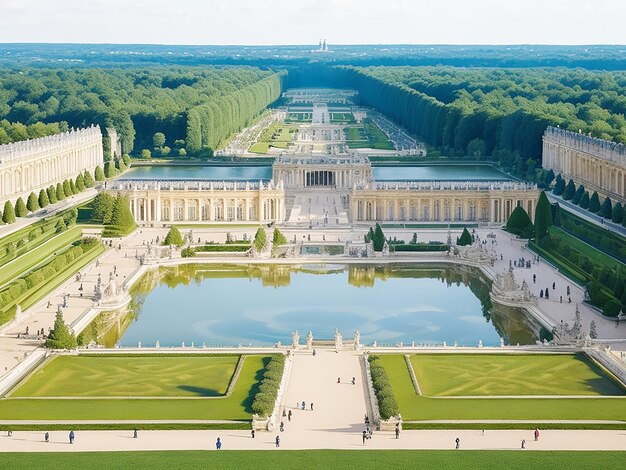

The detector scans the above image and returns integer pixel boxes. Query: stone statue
[15,304,22,320]
[354,330,361,349]
[306,330,313,349]
[291,330,300,349]
[478,339,483,348]
[334,328,343,351]
[382,241,390,257]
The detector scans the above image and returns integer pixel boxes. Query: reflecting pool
[95,264,541,348]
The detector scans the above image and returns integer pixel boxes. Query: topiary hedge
[393,243,448,252]
[368,355,399,420]
[194,244,251,253]
[251,355,286,418]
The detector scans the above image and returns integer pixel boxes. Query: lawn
[548,227,622,270]
[249,125,293,154]
[0,355,270,421]
[379,355,626,422]
[11,355,241,397]
[345,119,394,150]
[2,451,625,470]
[410,354,625,396]
[0,226,82,288]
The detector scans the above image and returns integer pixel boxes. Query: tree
[612,202,624,224]
[108,194,136,235]
[14,197,27,217]
[253,227,267,252]
[92,192,115,224]
[2,200,15,224]
[69,179,78,195]
[588,191,601,213]
[47,185,58,204]
[83,170,95,188]
[272,227,287,246]
[552,177,565,196]
[178,148,187,157]
[466,138,486,159]
[94,166,105,181]
[153,132,166,148]
[457,227,472,246]
[75,173,85,192]
[56,182,65,201]
[372,223,385,251]
[104,161,116,178]
[506,205,534,238]
[62,179,72,197]
[534,191,553,241]
[562,179,576,200]
[26,192,39,213]
[38,189,49,208]
[122,154,131,165]
[572,184,585,205]
[544,169,555,188]
[551,202,561,226]
[579,191,590,209]
[589,320,597,339]
[163,226,184,247]
[141,149,152,159]
[599,196,613,218]
[45,310,77,349]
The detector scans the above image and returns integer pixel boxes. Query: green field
[410,354,625,396]
[549,227,622,270]
[249,124,294,154]
[2,451,624,470]
[379,355,626,422]
[345,119,394,150]
[12,355,240,397]
[1,355,270,421]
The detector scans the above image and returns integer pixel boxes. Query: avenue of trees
[340,66,626,178]
[0,67,285,155]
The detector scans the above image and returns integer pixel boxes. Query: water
[109,264,538,348]
[117,164,510,181]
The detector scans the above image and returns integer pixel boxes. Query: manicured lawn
[12,355,241,397]
[378,355,626,422]
[548,227,622,270]
[409,354,625,396]
[0,226,82,288]
[3,451,625,470]
[0,355,269,421]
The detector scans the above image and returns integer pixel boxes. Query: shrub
[63,179,72,197]
[181,247,195,258]
[47,185,58,204]
[603,299,621,317]
[45,310,77,349]
[588,192,601,213]
[94,166,105,181]
[163,226,184,247]
[599,196,613,219]
[84,170,95,188]
[38,189,49,208]
[75,174,85,192]
[579,191,590,209]
[26,192,39,213]
[194,244,251,253]
[457,227,472,246]
[534,191,552,240]
[2,200,15,224]
[506,205,534,238]
[562,179,576,200]
[56,182,65,201]
[253,228,266,252]
[552,177,565,195]
[104,161,117,178]
[572,185,585,205]
[612,203,624,224]
[373,223,385,251]
[393,243,448,252]
[251,356,285,417]
[272,227,287,246]
[14,198,27,217]
[108,194,136,235]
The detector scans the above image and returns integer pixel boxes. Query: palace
[0,126,104,206]
[113,154,538,226]
[542,126,626,203]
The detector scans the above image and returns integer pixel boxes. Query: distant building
[542,126,626,203]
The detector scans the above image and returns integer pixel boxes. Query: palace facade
[0,126,104,205]
[112,154,538,226]
[542,126,626,203]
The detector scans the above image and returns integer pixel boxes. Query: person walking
[44,432,49,443]
[362,430,367,445]
[288,410,292,422]
[521,439,526,449]
[301,401,305,410]
[534,428,539,441]
[69,430,75,444]
[216,437,222,450]
[275,435,280,448]
[395,426,400,439]
[280,421,284,432]
[310,402,314,411]
[455,437,460,449]
[351,377,356,385]
[251,429,255,439]
[133,429,138,439]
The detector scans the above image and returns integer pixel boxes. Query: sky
[0,0,625,45]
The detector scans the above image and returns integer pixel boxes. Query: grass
[410,354,625,397]
[11,355,241,397]
[0,355,269,421]
[2,451,625,470]
[0,226,82,288]
[548,227,622,270]
[345,119,394,150]
[249,125,294,154]
[379,355,626,422]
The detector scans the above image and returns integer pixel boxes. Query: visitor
[44,432,49,443]
[69,430,75,444]
[352,377,356,385]
[533,274,536,284]
[337,377,341,384]
[560,296,563,303]
[310,402,314,411]
[455,437,460,449]
[275,435,280,448]
[251,429,255,439]
[395,426,400,439]
[567,286,570,295]
[133,429,138,438]
[534,429,539,441]
[7,430,12,437]
[288,410,292,422]
[362,430,367,445]
[280,421,284,432]
[552,282,555,290]
[521,439,526,449]
[313,349,316,356]
[540,290,544,298]
[216,437,222,450]
[301,401,305,410]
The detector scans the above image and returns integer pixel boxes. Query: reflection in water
[89,264,540,348]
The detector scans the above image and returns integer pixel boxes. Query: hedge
[393,243,449,252]
[194,244,251,253]
[251,355,285,418]
[368,355,399,420]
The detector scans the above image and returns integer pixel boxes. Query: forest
[0,66,285,155]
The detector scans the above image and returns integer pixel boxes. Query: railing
[355,181,537,191]
[107,180,282,191]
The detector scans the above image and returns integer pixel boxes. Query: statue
[291,330,300,349]
[306,330,313,349]
[15,304,22,320]
[334,328,343,351]
[354,330,361,349]
[478,339,483,348]
[382,241,390,257]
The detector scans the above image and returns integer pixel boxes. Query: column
[133,196,138,221]
[245,199,250,221]
[156,195,161,222]
[198,199,203,221]
[169,197,174,222]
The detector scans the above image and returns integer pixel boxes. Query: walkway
[547,192,626,237]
